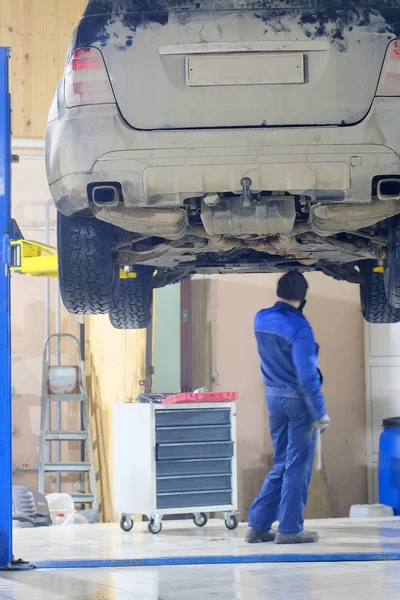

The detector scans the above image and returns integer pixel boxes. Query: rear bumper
[46,98,400,215]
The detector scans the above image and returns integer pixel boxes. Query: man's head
[277,272,308,308]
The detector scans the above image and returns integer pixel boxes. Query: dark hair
[277,272,308,302]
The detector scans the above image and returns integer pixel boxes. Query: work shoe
[275,530,320,545]
[245,527,276,543]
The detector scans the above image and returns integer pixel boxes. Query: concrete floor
[12,518,400,562]
[2,518,400,599]
[1,562,400,600]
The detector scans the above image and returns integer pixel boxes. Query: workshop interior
[1,1,400,598]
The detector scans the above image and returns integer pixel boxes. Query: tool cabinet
[114,402,238,533]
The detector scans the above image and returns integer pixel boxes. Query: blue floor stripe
[17,552,400,569]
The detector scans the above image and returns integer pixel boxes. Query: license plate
[186,53,304,87]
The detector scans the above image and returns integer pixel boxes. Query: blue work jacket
[254,301,326,420]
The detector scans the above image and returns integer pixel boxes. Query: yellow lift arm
[10,240,58,277]
[10,239,136,278]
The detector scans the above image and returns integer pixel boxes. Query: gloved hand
[315,414,330,434]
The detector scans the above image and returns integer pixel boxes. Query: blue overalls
[248,302,327,534]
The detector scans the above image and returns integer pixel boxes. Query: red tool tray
[138,391,238,404]
[163,391,238,404]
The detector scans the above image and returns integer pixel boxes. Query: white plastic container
[349,504,394,518]
[62,512,88,525]
[55,513,66,526]
[46,493,74,524]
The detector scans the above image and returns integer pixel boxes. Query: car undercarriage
[96,190,396,289]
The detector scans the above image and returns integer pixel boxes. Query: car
[46,0,400,328]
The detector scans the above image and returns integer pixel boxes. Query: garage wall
[210,273,367,520]
[11,154,80,491]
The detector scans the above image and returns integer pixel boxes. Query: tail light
[64,47,115,108]
[377,40,400,97]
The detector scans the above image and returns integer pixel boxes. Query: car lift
[0,48,64,571]
[0,49,50,571]
[0,47,13,570]
[2,46,400,571]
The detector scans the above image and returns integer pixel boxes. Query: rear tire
[109,268,153,330]
[57,212,116,315]
[360,260,400,323]
[385,215,400,308]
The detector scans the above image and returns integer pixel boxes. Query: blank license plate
[186,53,304,87]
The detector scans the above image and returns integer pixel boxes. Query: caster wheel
[225,515,238,530]
[193,513,208,527]
[148,519,162,534]
[120,515,134,532]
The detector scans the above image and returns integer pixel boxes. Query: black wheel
[385,215,400,308]
[148,519,162,534]
[193,513,208,527]
[360,260,400,323]
[224,515,238,530]
[120,515,134,532]
[57,212,117,315]
[109,267,153,330]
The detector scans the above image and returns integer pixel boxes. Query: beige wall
[11,154,79,491]
[211,272,367,520]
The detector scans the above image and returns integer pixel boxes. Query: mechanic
[246,271,330,545]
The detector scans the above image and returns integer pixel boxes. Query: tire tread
[385,215,400,308]
[57,213,114,315]
[361,261,400,324]
[109,269,153,330]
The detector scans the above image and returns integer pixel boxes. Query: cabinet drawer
[157,490,232,510]
[155,409,230,427]
[156,459,232,477]
[157,474,231,493]
[156,441,234,461]
[156,425,231,444]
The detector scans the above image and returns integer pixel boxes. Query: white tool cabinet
[114,402,238,534]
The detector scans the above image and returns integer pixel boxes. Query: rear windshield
[85,0,400,14]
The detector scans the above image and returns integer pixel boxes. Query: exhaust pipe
[377,178,400,201]
[91,184,121,208]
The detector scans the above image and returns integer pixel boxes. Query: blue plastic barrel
[379,417,400,515]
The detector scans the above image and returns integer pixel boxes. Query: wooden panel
[0,0,86,139]
[191,278,213,392]
[85,315,147,523]
[180,279,192,392]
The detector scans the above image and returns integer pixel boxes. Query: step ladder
[38,334,97,509]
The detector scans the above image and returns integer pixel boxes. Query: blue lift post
[0,47,12,569]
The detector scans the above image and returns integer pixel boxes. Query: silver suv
[46,0,400,328]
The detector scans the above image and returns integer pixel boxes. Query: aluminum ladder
[38,334,97,508]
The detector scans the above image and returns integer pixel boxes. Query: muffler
[377,178,400,201]
[91,184,120,208]
[93,204,188,240]
[311,198,400,236]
